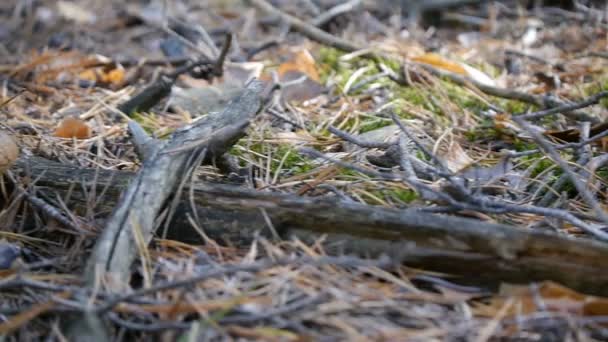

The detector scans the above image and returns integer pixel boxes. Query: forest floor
[2,0,608,340]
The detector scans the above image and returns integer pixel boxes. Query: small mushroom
[0,130,19,175]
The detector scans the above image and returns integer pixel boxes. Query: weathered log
[85,80,263,283]
[13,154,608,296]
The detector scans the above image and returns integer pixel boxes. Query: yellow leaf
[78,69,98,82]
[278,49,319,82]
[100,68,125,85]
[411,53,467,75]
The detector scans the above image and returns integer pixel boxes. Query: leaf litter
[2,0,608,340]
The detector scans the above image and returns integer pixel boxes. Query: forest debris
[412,53,468,75]
[0,130,19,175]
[14,155,608,296]
[475,281,608,320]
[53,117,91,139]
[0,292,69,335]
[86,79,263,283]
[277,49,320,82]
[56,1,96,24]
[0,242,21,269]
[169,85,244,116]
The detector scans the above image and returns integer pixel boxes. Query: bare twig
[513,116,608,227]
[328,126,394,149]
[414,65,598,122]
[248,0,360,52]
[505,49,565,71]
[507,125,608,158]
[517,91,608,120]
[96,255,391,313]
[311,0,362,27]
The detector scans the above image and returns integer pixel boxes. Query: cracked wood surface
[14,153,608,296]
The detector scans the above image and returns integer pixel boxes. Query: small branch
[97,255,389,314]
[298,147,400,181]
[505,49,565,71]
[248,0,360,52]
[5,172,88,235]
[507,127,608,158]
[87,80,264,282]
[14,155,608,295]
[311,0,362,27]
[127,120,158,162]
[517,91,608,120]
[328,126,394,149]
[513,116,608,227]
[414,65,598,122]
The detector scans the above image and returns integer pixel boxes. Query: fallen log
[13,154,608,296]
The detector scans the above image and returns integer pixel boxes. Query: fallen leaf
[0,130,19,175]
[78,66,125,86]
[78,69,97,82]
[438,140,474,173]
[54,117,91,139]
[474,281,608,320]
[412,53,496,86]
[258,49,326,103]
[277,49,320,82]
[412,53,467,75]
[99,67,125,86]
[546,121,608,144]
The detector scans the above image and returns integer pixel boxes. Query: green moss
[394,86,429,108]
[318,47,343,71]
[318,47,348,85]
[583,76,608,108]
[273,145,315,175]
[595,168,608,182]
[377,56,401,73]
[131,112,160,135]
[440,81,487,112]
[480,62,502,79]
[511,139,536,152]
[502,99,532,114]
[358,187,418,206]
[528,158,555,178]
[231,140,315,177]
[358,117,392,133]
[317,47,383,92]
[335,167,365,179]
[464,119,500,142]
[386,188,418,203]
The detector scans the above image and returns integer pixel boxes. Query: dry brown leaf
[0,130,19,175]
[438,141,473,173]
[79,67,125,86]
[474,281,608,320]
[277,49,320,82]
